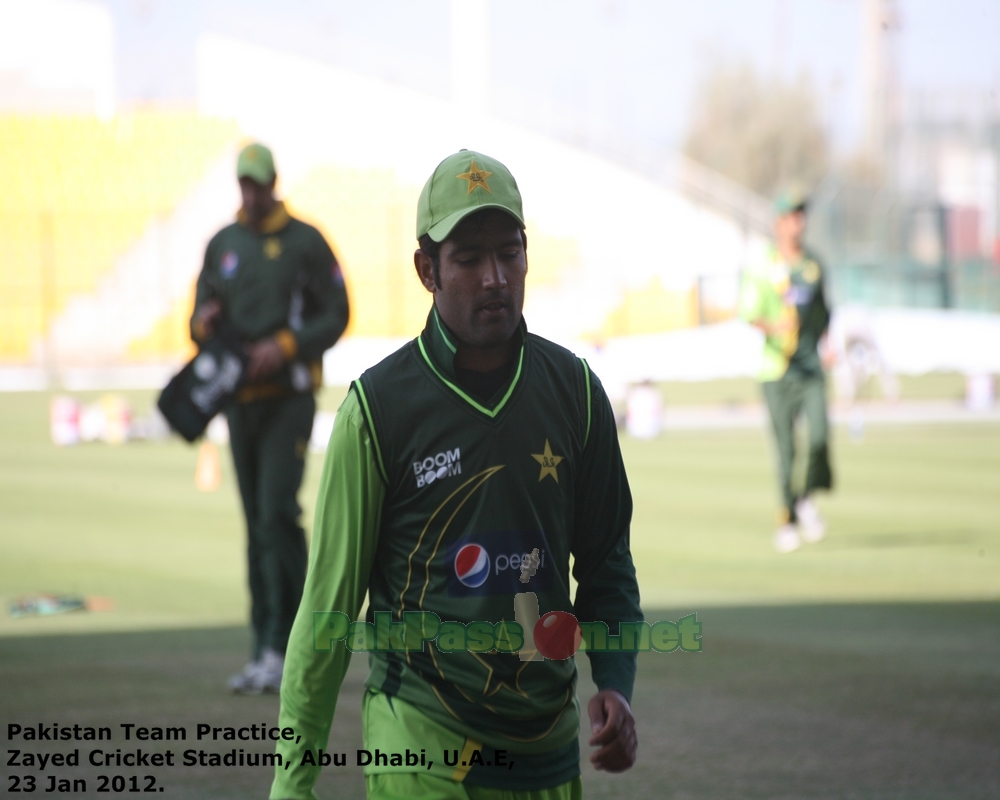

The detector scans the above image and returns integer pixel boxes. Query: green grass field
[2,388,998,797]
[651,372,969,406]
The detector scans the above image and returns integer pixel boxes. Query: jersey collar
[417,306,526,418]
[769,241,809,271]
[236,200,291,234]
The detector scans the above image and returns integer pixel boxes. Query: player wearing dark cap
[191,142,349,692]
[270,151,641,800]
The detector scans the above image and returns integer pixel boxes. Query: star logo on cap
[531,439,564,483]
[457,160,493,194]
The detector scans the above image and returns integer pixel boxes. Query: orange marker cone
[195,440,221,492]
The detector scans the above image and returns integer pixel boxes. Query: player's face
[238,176,277,228]
[424,210,527,353]
[775,209,806,247]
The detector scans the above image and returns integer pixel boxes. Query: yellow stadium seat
[0,112,239,361]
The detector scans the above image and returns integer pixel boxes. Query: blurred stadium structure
[1,0,998,393]
[0,114,239,373]
[807,0,1000,312]
[808,88,1000,312]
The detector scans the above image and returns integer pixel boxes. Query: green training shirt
[738,244,831,381]
[271,308,641,799]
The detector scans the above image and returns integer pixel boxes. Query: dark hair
[418,233,443,288]
[418,227,528,289]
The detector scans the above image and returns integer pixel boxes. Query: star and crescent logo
[531,439,564,483]
[457,160,493,194]
[263,237,282,259]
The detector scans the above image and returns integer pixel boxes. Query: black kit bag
[157,329,248,442]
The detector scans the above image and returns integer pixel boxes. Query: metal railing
[582,136,774,235]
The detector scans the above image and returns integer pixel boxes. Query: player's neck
[776,238,803,265]
[454,336,516,373]
[241,197,279,233]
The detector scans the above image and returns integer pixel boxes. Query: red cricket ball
[534,611,582,660]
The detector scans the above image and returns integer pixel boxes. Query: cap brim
[426,204,525,243]
[237,166,275,185]
[776,196,809,215]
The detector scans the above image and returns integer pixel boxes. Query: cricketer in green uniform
[190,143,349,691]
[738,191,832,553]
[270,151,641,800]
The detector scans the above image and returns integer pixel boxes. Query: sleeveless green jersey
[356,309,597,748]
[272,308,641,798]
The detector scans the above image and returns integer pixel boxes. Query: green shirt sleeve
[571,363,642,703]
[270,390,384,800]
[738,261,768,324]
[189,235,219,343]
[810,255,831,335]
[290,229,350,362]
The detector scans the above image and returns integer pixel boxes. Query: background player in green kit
[270,151,641,800]
[190,143,349,693]
[739,190,833,553]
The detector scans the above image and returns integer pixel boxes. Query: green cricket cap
[417,150,525,242]
[237,143,276,185]
[774,187,808,216]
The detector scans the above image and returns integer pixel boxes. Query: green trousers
[761,372,832,522]
[365,774,583,800]
[226,391,315,659]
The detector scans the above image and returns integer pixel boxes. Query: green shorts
[362,690,582,797]
[366,772,583,800]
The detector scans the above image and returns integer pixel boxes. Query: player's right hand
[193,299,222,340]
[753,317,796,338]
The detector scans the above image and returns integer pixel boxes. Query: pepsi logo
[454,544,490,588]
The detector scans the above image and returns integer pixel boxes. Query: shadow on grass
[3,602,999,800]
[819,530,980,549]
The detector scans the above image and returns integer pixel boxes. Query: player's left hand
[588,689,637,772]
[819,333,837,370]
[245,337,286,380]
